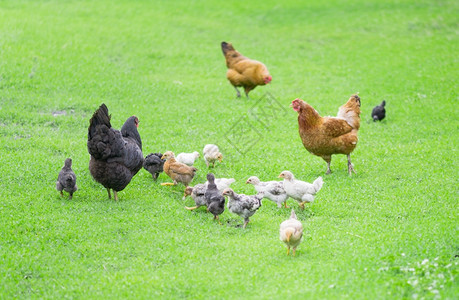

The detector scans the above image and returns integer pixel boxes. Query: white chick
[205,177,235,192]
[246,176,289,208]
[278,171,323,209]
[176,151,200,166]
[279,209,303,256]
[203,144,223,168]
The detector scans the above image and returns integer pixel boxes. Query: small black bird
[205,173,225,224]
[56,158,78,199]
[372,100,386,121]
[143,153,165,180]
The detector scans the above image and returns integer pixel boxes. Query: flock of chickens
[55,42,388,255]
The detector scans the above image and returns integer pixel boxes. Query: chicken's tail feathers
[312,176,324,193]
[88,103,111,139]
[381,100,386,107]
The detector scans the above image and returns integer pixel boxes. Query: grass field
[0,0,458,298]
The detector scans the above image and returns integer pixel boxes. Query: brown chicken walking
[291,94,361,175]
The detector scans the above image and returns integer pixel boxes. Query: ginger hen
[221,42,272,98]
[87,104,143,201]
[291,94,361,175]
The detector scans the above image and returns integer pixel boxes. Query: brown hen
[291,95,361,175]
[221,42,272,98]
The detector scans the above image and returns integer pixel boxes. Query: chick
[205,177,235,192]
[183,184,207,210]
[203,144,223,168]
[143,153,165,180]
[246,176,289,208]
[279,209,303,256]
[372,100,386,121]
[204,173,226,224]
[161,151,197,187]
[278,171,324,209]
[56,158,78,200]
[176,151,200,166]
[222,188,263,228]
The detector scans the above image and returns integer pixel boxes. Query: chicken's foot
[185,206,198,211]
[347,154,356,175]
[286,247,290,256]
[283,202,290,209]
[161,182,176,186]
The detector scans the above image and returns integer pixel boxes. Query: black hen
[87,104,143,201]
[204,173,225,224]
[372,100,386,121]
[56,158,77,199]
[143,153,165,180]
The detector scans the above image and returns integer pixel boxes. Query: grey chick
[222,188,263,228]
[204,173,226,224]
[56,158,77,200]
[143,153,165,180]
[184,183,207,210]
[372,100,386,121]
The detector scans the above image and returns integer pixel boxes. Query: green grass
[0,0,458,298]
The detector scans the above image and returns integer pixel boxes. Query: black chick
[204,173,225,224]
[56,158,78,199]
[87,104,144,201]
[143,153,165,180]
[372,100,386,121]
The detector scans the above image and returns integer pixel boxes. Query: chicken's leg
[283,202,290,209]
[243,218,250,229]
[292,247,297,256]
[69,193,73,200]
[107,188,111,199]
[323,156,332,174]
[286,246,290,256]
[233,86,241,98]
[113,191,119,201]
[347,154,356,175]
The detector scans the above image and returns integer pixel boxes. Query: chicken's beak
[161,155,166,160]
[245,180,249,184]
[289,103,293,107]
